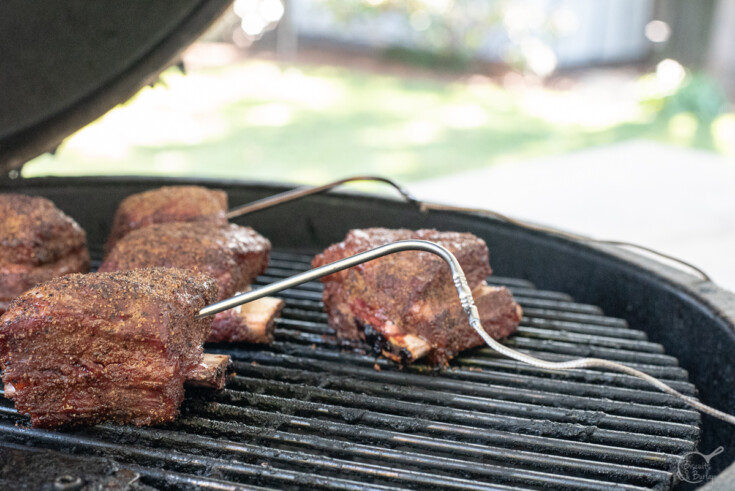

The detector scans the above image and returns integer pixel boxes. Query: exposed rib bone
[209,296,284,343]
[185,353,231,390]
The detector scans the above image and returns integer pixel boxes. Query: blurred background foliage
[316,0,576,75]
[23,0,735,184]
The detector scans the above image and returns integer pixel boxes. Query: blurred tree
[320,0,500,59]
[316,0,569,75]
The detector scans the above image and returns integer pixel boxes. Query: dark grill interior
[0,247,701,490]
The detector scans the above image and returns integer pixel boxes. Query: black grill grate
[0,249,700,490]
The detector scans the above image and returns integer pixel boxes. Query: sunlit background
[21,0,735,290]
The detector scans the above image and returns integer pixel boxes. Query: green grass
[23,59,734,186]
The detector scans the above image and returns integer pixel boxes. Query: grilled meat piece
[101,222,269,298]
[0,268,218,428]
[0,194,90,314]
[105,186,228,255]
[312,229,522,366]
[101,222,281,343]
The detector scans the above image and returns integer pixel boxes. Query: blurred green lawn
[23,58,735,186]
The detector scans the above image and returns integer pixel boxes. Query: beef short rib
[101,222,278,343]
[101,222,269,299]
[0,194,90,315]
[312,229,522,366]
[0,268,218,428]
[105,186,228,255]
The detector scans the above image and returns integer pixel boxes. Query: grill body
[1,176,735,490]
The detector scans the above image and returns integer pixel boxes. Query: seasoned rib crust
[105,186,228,255]
[0,194,90,314]
[0,268,218,428]
[101,222,272,343]
[100,222,270,301]
[312,229,521,366]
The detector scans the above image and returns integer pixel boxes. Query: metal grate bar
[508,297,603,315]
[512,326,663,352]
[0,396,679,483]
[216,348,699,419]
[269,250,319,262]
[179,399,684,471]
[520,309,628,328]
[0,249,702,490]
[230,357,700,424]
[455,353,690,380]
[89,423,649,491]
[229,363,699,438]
[0,401,685,477]
[165,416,669,489]
[0,442,272,491]
[520,316,643,339]
[475,340,678,366]
[188,388,695,456]
[176,408,680,476]
[220,374,699,444]
[0,421,421,491]
[270,325,681,369]
[280,304,641,340]
[220,339,695,393]
[166,415,674,488]
[502,287,572,301]
[274,316,663,353]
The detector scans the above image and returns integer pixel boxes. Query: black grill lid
[0,0,232,173]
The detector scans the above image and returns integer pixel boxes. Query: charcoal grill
[1,177,735,490]
[3,2,735,489]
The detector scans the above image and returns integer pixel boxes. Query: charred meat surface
[0,268,218,428]
[105,186,228,255]
[0,194,90,315]
[101,222,277,343]
[312,229,522,366]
